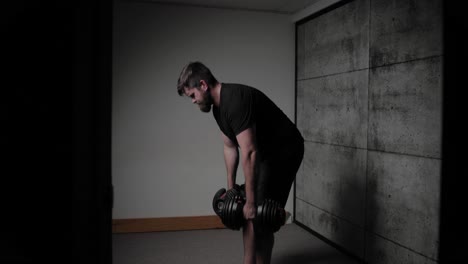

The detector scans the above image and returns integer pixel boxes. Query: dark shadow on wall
[293,145,368,264]
[294,219,366,264]
[362,152,380,264]
[332,146,370,264]
[439,1,468,263]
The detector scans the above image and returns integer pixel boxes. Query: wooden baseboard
[112,215,225,233]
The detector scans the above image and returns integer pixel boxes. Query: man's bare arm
[236,127,257,219]
[222,133,239,189]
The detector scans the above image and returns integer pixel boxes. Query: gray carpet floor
[113,223,362,264]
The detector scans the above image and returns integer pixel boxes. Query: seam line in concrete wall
[304,140,368,151]
[305,140,443,160]
[296,197,365,230]
[370,55,443,70]
[366,148,442,161]
[297,67,369,82]
[296,54,443,82]
[368,229,439,262]
[363,0,372,258]
[293,22,298,225]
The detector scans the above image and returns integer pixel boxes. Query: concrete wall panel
[296,142,367,225]
[297,0,369,79]
[296,199,365,258]
[366,151,440,259]
[296,0,442,262]
[297,70,368,148]
[368,57,442,158]
[370,0,443,67]
[365,232,438,264]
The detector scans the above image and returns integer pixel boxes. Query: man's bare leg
[243,220,256,264]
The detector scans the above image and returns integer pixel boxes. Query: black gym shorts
[254,142,304,208]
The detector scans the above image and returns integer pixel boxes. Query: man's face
[184,86,212,113]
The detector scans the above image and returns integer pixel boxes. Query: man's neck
[211,82,222,107]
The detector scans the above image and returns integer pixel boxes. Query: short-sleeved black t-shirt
[213,83,303,161]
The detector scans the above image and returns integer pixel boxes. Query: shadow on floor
[274,248,362,264]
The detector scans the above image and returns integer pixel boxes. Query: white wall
[112,2,295,219]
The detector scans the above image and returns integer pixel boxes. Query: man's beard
[199,103,212,112]
[198,92,213,113]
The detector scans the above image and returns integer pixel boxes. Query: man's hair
[177,61,218,96]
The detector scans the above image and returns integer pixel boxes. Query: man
[177,62,304,264]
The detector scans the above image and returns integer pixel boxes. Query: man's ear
[199,80,208,91]
[183,86,191,96]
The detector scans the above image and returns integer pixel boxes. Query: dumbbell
[212,185,287,233]
[212,185,245,230]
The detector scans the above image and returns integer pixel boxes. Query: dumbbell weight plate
[212,188,226,216]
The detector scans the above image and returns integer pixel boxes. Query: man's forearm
[242,150,257,206]
[235,128,257,221]
[224,145,239,189]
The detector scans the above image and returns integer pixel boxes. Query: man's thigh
[255,146,304,207]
